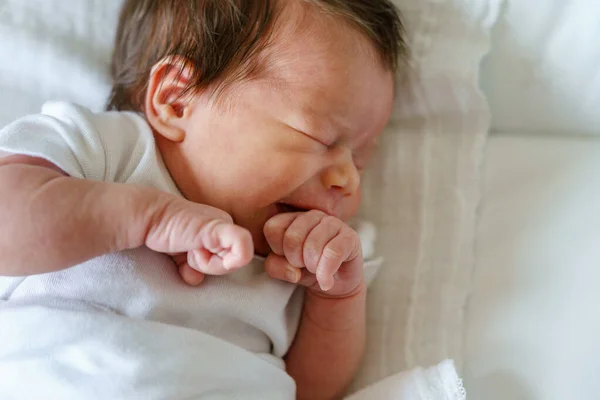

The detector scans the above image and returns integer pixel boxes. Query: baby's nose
[321,151,360,196]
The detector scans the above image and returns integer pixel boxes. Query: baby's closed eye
[288,126,331,152]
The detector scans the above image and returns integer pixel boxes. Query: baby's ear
[145,56,197,143]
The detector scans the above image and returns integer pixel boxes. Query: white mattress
[465,134,600,399]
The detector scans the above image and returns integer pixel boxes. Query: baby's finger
[317,231,361,292]
[296,268,319,288]
[263,213,300,256]
[189,248,226,275]
[264,255,321,288]
[265,253,302,283]
[283,210,326,268]
[303,216,342,274]
[178,263,206,286]
[216,224,254,270]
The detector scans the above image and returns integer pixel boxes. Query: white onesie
[0,102,303,399]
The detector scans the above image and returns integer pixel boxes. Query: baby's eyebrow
[319,113,354,138]
[301,107,338,135]
[301,101,362,143]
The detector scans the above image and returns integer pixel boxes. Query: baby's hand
[263,211,364,297]
[144,196,254,285]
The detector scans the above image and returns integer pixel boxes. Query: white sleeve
[0,102,108,180]
[0,101,177,194]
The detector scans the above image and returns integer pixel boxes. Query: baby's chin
[231,207,278,257]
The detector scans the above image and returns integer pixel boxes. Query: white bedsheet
[465,134,600,399]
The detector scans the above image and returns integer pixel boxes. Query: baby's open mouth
[276,203,310,214]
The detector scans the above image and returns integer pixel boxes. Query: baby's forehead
[264,38,386,110]
[262,33,381,101]
[236,3,394,136]
[222,1,390,116]
[265,1,382,74]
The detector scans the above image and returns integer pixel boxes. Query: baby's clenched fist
[144,196,254,285]
[263,210,364,297]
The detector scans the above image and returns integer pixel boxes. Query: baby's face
[159,16,394,256]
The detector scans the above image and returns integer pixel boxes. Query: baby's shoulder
[41,101,151,141]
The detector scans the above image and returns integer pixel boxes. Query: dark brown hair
[107,0,406,112]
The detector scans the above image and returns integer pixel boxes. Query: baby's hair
[107,0,406,112]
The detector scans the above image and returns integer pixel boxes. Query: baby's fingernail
[285,266,299,283]
[191,250,202,269]
[320,276,334,292]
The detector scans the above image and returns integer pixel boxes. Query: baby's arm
[286,284,366,400]
[0,155,253,278]
[264,211,367,400]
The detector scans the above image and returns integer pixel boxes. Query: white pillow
[0,0,120,128]
[390,0,500,122]
[480,0,600,136]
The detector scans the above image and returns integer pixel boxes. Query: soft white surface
[465,134,600,400]
[0,300,461,400]
[0,302,296,400]
[0,0,120,127]
[348,360,465,400]
[480,0,600,135]
[0,0,500,395]
[352,0,501,390]
[391,0,501,122]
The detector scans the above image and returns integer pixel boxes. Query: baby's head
[108,0,406,255]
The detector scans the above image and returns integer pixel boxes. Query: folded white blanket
[347,360,466,400]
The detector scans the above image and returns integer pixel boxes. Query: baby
[0,0,405,399]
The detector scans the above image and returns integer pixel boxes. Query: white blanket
[0,300,295,400]
[0,298,464,400]
[0,216,464,400]
[349,360,465,400]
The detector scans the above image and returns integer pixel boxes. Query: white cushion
[465,134,600,399]
[480,0,600,136]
